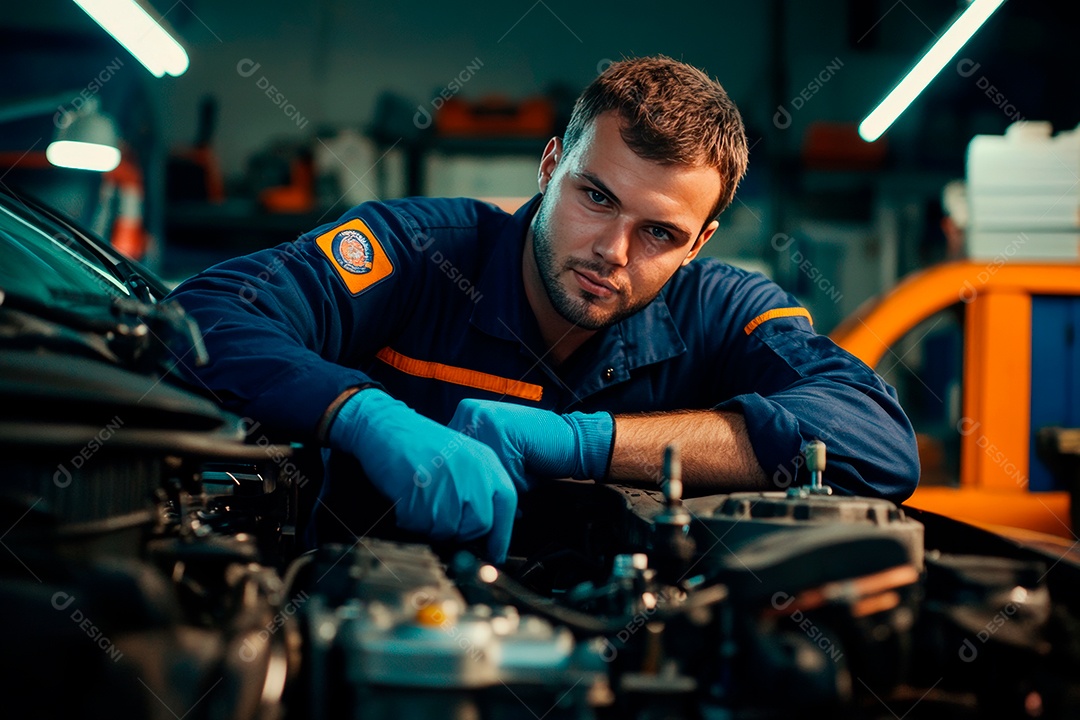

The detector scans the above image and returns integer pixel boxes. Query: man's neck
[522,232,596,366]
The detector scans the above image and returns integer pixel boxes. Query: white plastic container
[965,121,1080,260]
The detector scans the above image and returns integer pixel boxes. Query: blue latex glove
[448,399,614,494]
[328,389,518,563]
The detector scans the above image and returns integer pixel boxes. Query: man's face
[528,112,722,331]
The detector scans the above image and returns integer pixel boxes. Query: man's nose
[592,223,631,266]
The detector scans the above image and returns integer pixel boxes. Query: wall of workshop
[2,0,1068,325]
[152,0,964,308]
[152,0,1057,328]
[156,0,950,186]
[159,0,766,180]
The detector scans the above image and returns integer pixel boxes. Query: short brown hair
[562,55,748,221]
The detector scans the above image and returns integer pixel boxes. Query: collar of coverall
[468,193,688,380]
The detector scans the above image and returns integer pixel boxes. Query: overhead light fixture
[46,98,122,172]
[73,0,189,78]
[859,0,1007,142]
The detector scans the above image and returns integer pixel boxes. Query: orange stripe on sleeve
[375,347,544,402]
[743,307,813,335]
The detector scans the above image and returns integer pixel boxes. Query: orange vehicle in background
[831,121,1080,543]
[831,260,1080,541]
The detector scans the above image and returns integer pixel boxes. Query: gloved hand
[448,399,614,494]
[328,388,517,563]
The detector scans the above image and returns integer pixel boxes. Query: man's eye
[648,226,672,241]
[586,189,608,205]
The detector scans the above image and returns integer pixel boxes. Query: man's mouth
[571,269,617,299]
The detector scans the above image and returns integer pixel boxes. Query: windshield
[0,200,130,312]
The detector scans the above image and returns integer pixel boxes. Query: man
[167,56,919,564]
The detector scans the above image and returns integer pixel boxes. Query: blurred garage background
[0,0,1070,330]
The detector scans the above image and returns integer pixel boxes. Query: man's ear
[537,137,563,193]
[683,220,719,265]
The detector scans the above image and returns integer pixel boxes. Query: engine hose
[456,551,729,636]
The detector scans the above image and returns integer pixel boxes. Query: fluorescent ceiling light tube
[859,0,1006,142]
[46,141,122,172]
[73,0,189,77]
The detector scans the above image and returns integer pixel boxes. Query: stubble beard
[531,197,659,331]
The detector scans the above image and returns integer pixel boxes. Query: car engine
[2,337,1078,720]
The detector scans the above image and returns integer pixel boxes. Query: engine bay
[3,348,1078,720]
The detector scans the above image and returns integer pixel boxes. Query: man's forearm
[609,410,769,494]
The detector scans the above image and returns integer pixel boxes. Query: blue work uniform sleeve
[164,202,423,441]
[708,272,919,503]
